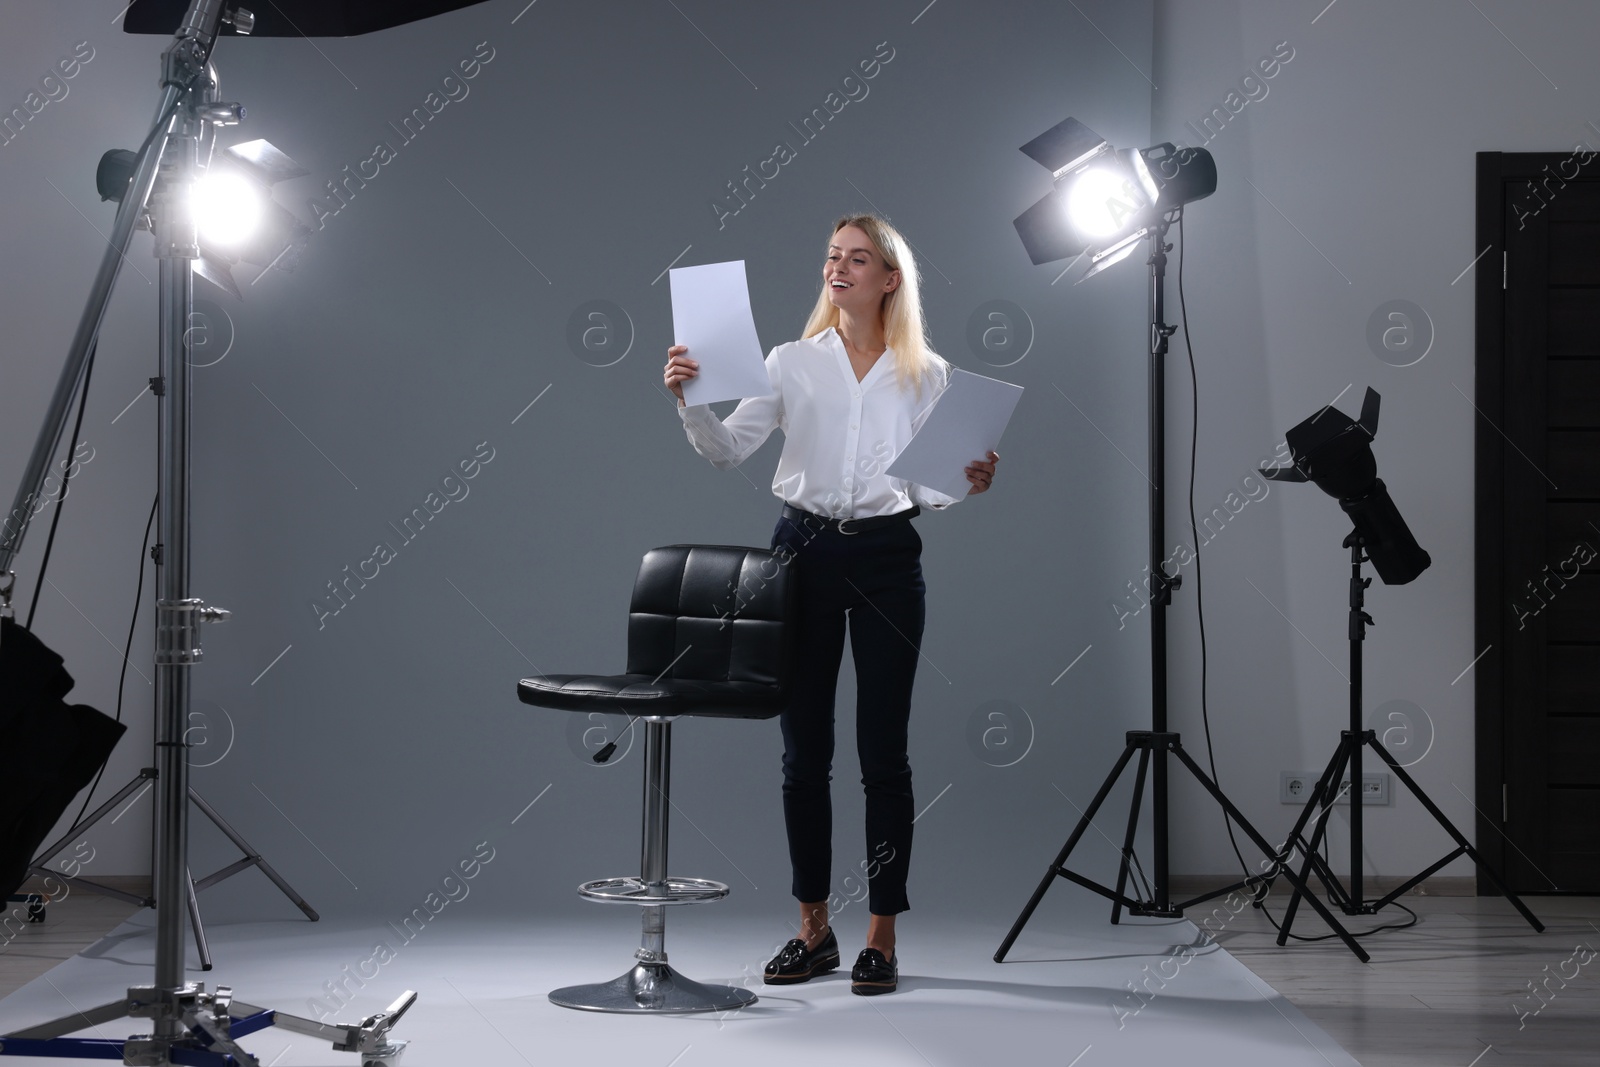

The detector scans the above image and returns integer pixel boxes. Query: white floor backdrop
[0,897,1356,1067]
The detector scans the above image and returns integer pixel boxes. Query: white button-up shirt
[677,325,962,518]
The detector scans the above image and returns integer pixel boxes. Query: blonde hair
[801,214,946,399]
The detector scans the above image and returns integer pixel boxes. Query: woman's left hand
[965,451,999,495]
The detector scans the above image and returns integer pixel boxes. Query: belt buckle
[836,515,861,536]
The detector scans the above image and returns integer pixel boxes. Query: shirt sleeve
[676,349,784,470]
[903,361,963,511]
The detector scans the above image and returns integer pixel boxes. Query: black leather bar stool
[517,544,797,1013]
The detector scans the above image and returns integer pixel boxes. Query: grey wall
[5,0,1591,941]
[2,0,1160,925]
[1151,0,1600,877]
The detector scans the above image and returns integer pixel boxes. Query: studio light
[97,136,309,298]
[1256,386,1538,944]
[1012,116,1217,281]
[1066,153,1154,237]
[194,139,312,297]
[996,113,1374,963]
[1,4,506,1062]
[1262,387,1432,586]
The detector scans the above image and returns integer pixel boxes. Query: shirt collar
[820,325,894,384]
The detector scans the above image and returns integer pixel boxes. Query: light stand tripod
[994,216,1370,963]
[25,768,319,972]
[8,0,320,979]
[0,4,414,1063]
[1264,532,1543,941]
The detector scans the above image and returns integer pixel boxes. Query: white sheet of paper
[887,369,1023,499]
[669,259,772,407]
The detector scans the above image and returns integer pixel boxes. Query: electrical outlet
[1281,771,1390,805]
[1280,772,1314,803]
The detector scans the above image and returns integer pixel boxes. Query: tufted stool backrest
[624,545,797,696]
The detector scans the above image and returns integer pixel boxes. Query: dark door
[1476,151,1600,893]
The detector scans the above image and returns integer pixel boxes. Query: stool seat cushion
[517,672,785,719]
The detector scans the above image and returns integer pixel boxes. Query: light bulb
[191,171,262,246]
[1066,166,1143,238]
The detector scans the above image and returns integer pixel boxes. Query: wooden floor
[1210,891,1600,1067]
[2,889,1595,1065]
[0,892,141,1003]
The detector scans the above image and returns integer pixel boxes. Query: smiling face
[824,224,900,320]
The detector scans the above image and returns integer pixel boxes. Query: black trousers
[770,508,925,916]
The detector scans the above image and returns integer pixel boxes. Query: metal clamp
[196,102,245,125]
[154,597,230,665]
[333,989,416,1066]
[159,37,209,92]
[125,983,238,1066]
[126,982,201,1020]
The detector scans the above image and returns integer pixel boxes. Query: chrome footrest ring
[576,876,730,905]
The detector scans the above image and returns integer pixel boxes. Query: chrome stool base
[549,719,756,1014]
[549,961,756,1014]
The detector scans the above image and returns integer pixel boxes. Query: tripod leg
[1110,745,1152,925]
[29,771,156,872]
[1167,743,1370,963]
[1275,836,1325,947]
[1277,739,1355,944]
[187,869,212,972]
[191,788,320,920]
[1262,741,1348,896]
[994,742,1140,962]
[1366,739,1545,932]
[25,772,158,908]
[1300,745,1353,893]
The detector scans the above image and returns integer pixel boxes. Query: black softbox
[0,617,127,899]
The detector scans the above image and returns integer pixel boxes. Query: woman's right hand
[665,345,699,405]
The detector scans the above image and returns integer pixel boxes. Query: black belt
[781,503,920,536]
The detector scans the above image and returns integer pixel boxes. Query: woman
[664,214,998,996]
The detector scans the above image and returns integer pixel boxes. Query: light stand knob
[196,103,245,125]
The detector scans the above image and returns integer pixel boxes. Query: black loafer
[763,926,840,984]
[850,947,898,995]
